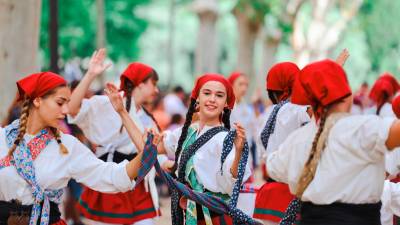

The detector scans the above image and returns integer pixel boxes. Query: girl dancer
[267,59,400,225]
[68,49,161,225]
[0,71,147,225]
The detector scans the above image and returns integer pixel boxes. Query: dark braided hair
[171,98,197,175]
[120,79,134,132]
[142,106,161,131]
[267,90,284,104]
[221,107,231,129]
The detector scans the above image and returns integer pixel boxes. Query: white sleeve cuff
[112,160,136,192]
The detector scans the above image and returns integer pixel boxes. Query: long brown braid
[8,87,69,157]
[295,108,328,197]
[8,97,30,156]
[50,127,68,154]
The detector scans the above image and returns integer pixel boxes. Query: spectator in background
[163,86,187,117]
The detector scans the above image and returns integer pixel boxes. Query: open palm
[87,48,112,76]
[105,83,125,113]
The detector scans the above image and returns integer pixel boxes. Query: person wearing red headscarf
[68,49,163,225]
[265,59,400,225]
[366,73,400,117]
[153,73,251,225]
[252,62,310,225]
[0,70,151,225]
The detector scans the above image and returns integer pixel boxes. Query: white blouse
[381,180,400,225]
[267,114,394,204]
[256,103,310,158]
[163,123,252,195]
[0,128,135,205]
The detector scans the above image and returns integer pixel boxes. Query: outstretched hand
[87,48,112,77]
[104,83,125,114]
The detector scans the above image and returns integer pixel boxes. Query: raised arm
[68,48,111,116]
[335,48,350,66]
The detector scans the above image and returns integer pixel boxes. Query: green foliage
[39,0,151,70]
[359,0,400,75]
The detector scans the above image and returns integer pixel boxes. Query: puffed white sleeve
[354,116,394,157]
[385,148,400,176]
[67,137,135,193]
[215,135,252,195]
[67,95,121,145]
[162,126,183,158]
[266,131,297,184]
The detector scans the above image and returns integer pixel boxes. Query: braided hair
[8,97,30,156]
[8,86,69,156]
[171,98,197,175]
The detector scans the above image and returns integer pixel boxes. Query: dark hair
[221,108,231,129]
[173,86,185,94]
[171,98,197,175]
[376,92,390,115]
[171,114,183,124]
[267,90,284,104]
[142,105,161,131]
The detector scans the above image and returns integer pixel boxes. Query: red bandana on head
[228,72,243,85]
[191,73,235,109]
[369,73,399,107]
[291,59,352,119]
[266,62,300,101]
[120,62,155,93]
[17,72,67,100]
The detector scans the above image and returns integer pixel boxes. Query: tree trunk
[257,34,280,89]
[96,0,106,84]
[192,0,219,75]
[292,0,363,67]
[0,0,42,120]
[233,5,261,92]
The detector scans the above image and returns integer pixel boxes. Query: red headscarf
[392,95,400,118]
[120,62,155,92]
[369,73,399,107]
[17,72,67,101]
[291,59,352,119]
[266,62,300,101]
[191,73,235,109]
[228,71,243,85]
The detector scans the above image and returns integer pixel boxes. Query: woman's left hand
[104,83,125,114]
[233,122,246,153]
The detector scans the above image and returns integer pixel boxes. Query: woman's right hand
[87,48,112,77]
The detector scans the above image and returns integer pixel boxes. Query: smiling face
[32,86,71,129]
[197,81,228,121]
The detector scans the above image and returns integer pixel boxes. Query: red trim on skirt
[77,182,157,224]
[253,182,295,222]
